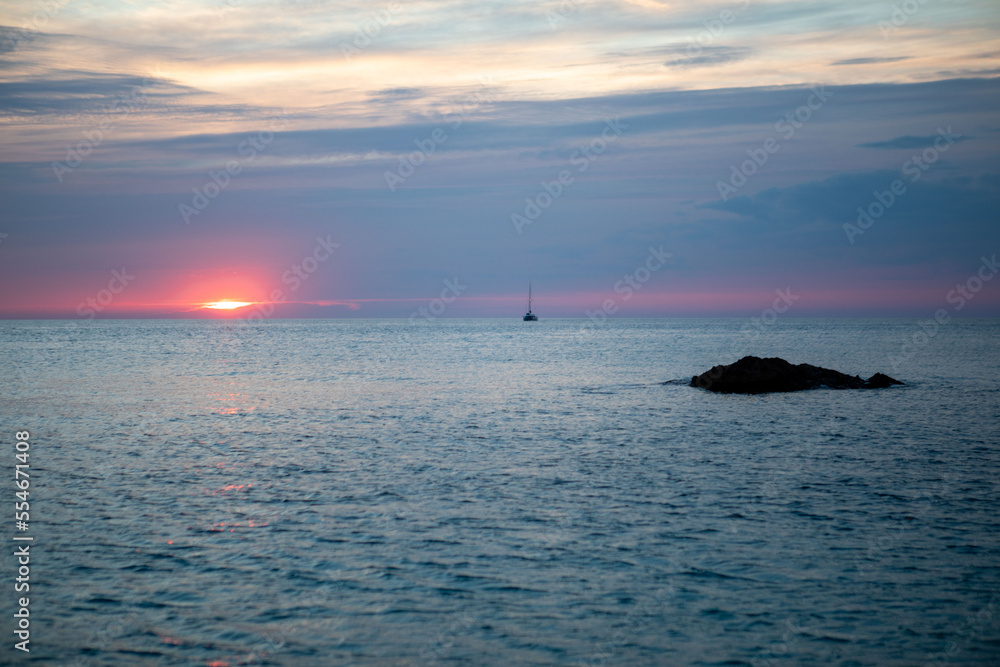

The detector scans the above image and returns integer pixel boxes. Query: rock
[864,372,904,389]
[690,356,903,394]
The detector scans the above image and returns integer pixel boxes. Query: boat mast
[528,282,532,313]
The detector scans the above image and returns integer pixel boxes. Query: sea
[1,318,999,666]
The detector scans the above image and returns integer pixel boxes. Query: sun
[202,300,254,310]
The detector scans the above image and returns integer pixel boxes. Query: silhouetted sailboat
[523,283,538,321]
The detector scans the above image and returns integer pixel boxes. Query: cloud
[13,77,988,174]
[664,46,754,69]
[0,25,30,54]
[0,71,199,115]
[2,64,999,316]
[832,57,910,66]
[369,88,424,101]
[858,135,972,149]
[703,170,1000,267]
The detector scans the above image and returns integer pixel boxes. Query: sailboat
[523,283,538,321]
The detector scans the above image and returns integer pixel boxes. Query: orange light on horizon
[201,300,255,310]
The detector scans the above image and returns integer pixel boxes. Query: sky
[1,0,999,318]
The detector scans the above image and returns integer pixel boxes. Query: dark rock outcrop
[864,372,904,389]
[690,356,903,394]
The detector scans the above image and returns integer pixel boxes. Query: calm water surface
[1,318,999,666]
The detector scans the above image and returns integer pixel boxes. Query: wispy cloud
[859,135,973,150]
[832,56,910,66]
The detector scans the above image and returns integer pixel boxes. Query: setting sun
[202,300,254,310]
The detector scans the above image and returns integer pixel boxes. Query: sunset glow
[202,301,254,310]
[0,0,998,318]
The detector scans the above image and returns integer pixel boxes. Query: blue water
[2,318,999,666]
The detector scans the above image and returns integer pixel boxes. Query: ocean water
[1,318,999,666]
